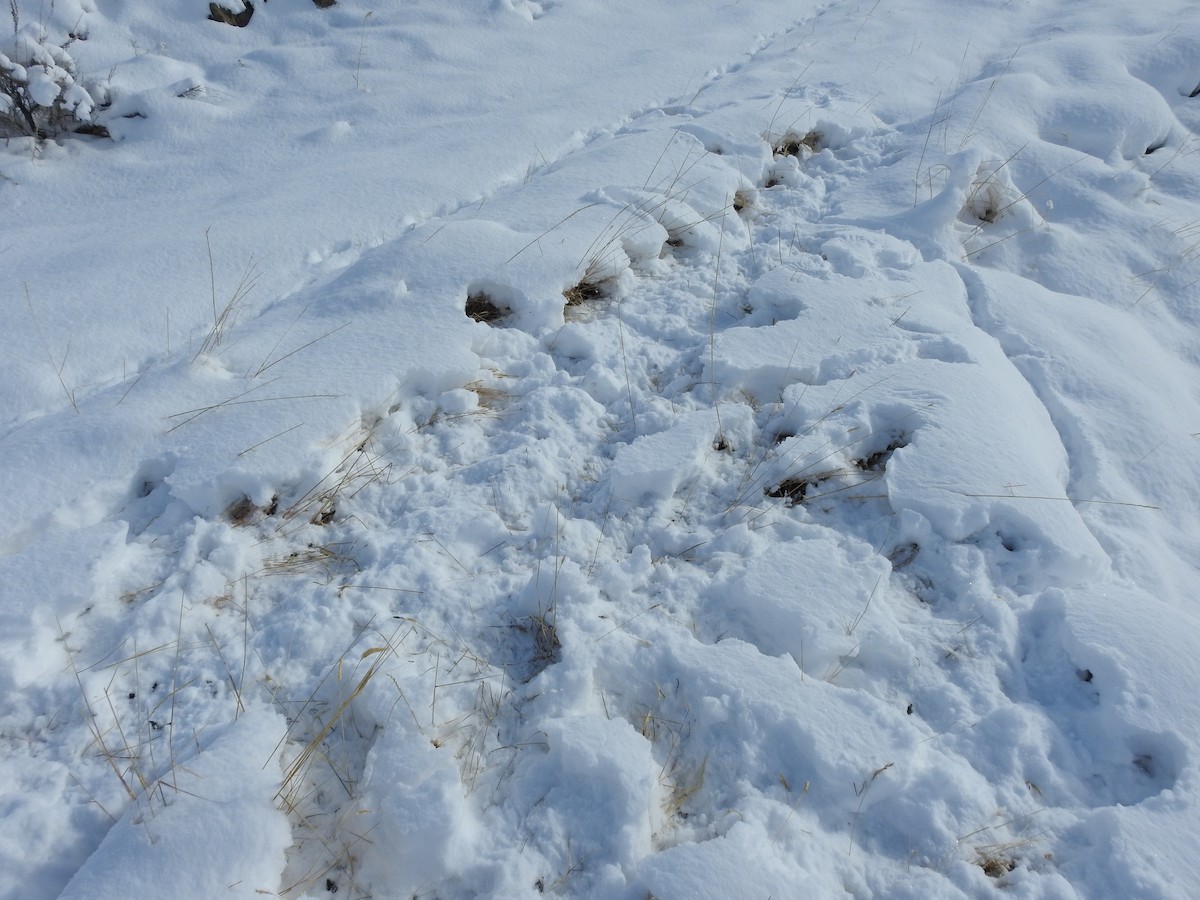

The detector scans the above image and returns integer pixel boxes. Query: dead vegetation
[208,2,254,27]
[765,472,831,506]
[854,435,908,472]
[563,277,609,307]
[773,130,823,158]
[975,845,1019,878]
[465,375,510,412]
[759,425,913,510]
[225,493,278,526]
[263,542,360,580]
[511,611,561,682]
[278,416,394,528]
[465,291,511,324]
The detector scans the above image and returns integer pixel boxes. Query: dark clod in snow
[314,0,337,8]
[856,434,909,472]
[766,476,818,506]
[773,130,822,157]
[465,291,510,324]
[325,877,338,893]
[1190,82,1200,98]
[888,543,920,570]
[1078,668,1094,683]
[208,3,254,27]
[71,123,111,139]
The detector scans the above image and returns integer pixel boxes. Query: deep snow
[2,1,1200,898]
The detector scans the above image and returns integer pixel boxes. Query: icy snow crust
[2,0,1200,897]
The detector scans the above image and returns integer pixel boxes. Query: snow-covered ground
[2,1,1199,897]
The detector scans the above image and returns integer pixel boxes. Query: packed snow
[2,1,1199,897]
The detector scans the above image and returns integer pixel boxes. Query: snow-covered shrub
[0,24,105,140]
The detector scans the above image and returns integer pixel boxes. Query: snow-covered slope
[2,1,1199,897]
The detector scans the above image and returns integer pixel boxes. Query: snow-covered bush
[0,24,105,140]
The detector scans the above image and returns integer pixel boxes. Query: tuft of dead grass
[975,845,1019,878]
[225,494,278,526]
[512,612,561,682]
[263,542,360,581]
[563,278,609,307]
[465,375,510,411]
[773,130,823,158]
[465,291,511,324]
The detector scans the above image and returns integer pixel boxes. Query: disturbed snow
[2,1,1200,898]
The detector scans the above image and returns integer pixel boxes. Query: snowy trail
[0,0,842,427]
[2,1,1200,898]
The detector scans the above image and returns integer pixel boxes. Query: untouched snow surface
[2,1,1200,897]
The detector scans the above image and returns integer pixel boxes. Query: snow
[2,0,1199,897]
[57,710,291,900]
